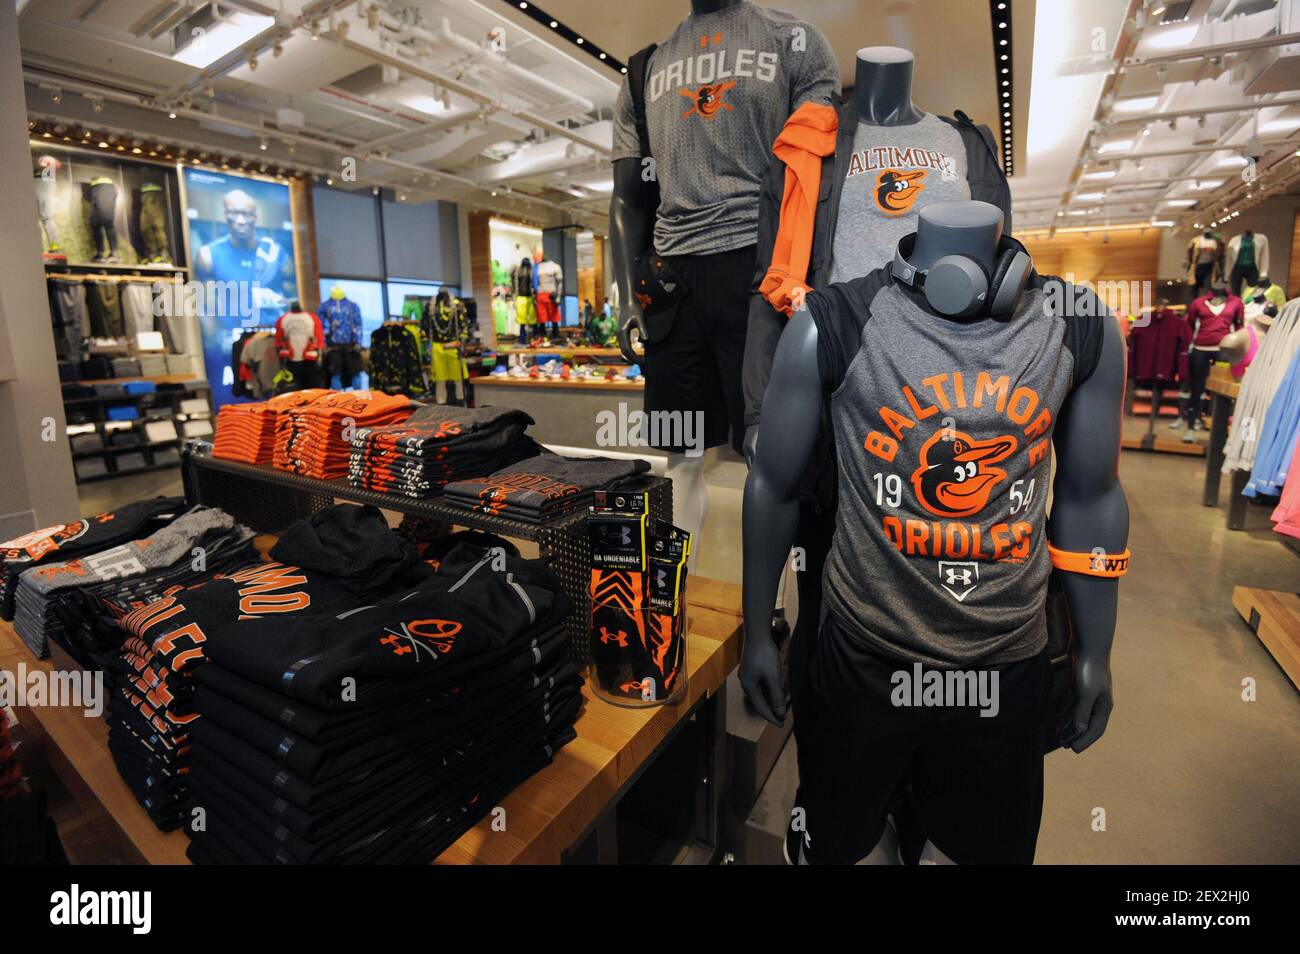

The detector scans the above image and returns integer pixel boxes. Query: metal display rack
[180,443,672,667]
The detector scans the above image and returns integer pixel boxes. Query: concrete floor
[76,445,1300,863]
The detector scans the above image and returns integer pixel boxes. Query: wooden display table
[1233,586,1300,690]
[474,375,644,392]
[0,573,741,866]
[1204,364,1248,529]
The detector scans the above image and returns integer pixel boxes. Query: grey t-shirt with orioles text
[611,1,839,256]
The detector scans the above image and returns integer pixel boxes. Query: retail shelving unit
[63,376,210,483]
[181,444,672,668]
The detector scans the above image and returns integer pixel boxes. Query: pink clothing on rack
[1230,325,1259,379]
[1270,433,1300,540]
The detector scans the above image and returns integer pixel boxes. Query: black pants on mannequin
[89,182,119,258]
[1191,262,1215,294]
[1229,263,1258,298]
[1185,349,1218,427]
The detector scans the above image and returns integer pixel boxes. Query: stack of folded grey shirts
[11,507,255,659]
[93,384,127,399]
[111,357,143,378]
[74,458,110,482]
[138,354,169,376]
[164,354,192,374]
[114,451,147,472]
[69,432,104,454]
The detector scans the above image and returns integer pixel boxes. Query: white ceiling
[25,0,1298,238]
[1016,0,1300,237]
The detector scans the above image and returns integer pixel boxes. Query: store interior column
[0,0,78,535]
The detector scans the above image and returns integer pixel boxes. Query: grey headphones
[890,233,1033,317]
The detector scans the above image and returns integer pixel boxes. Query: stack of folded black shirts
[442,452,652,523]
[348,403,540,499]
[0,496,185,624]
[10,507,251,661]
[185,542,582,864]
[97,505,432,831]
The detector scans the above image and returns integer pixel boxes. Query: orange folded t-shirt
[759,101,838,317]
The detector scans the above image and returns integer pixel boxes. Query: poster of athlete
[183,168,297,407]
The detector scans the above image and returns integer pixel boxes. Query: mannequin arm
[610,157,654,362]
[1048,313,1129,753]
[741,310,824,724]
[741,150,792,466]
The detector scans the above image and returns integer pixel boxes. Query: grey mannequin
[611,0,743,361]
[741,202,1129,862]
[742,44,925,464]
[609,0,747,566]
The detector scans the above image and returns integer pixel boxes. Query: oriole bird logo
[680,81,736,119]
[911,429,1017,518]
[874,168,927,215]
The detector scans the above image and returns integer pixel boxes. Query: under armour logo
[938,561,979,601]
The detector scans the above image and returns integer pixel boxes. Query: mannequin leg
[665,452,707,571]
[797,815,901,865]
[918,840,957,865]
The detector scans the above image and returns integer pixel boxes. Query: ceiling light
[1217,154,1248,167]
[599,52,606,59]
[1082,169,1117,180]
[168,109,177,119]
[131,146,142,154]
[172,12,274,68]
[576,37,584,45]
[1114,95,1159,113]
[1099,139,1134,154]
[1074,191,1105,202]
[91,99,104,113]
[1150,220,1175,227]
[326,175,334,185]
[1190,178,1223,190]
[1260,117,1300,134]
[1162,198,1196,206]
[549,20,557,28]
[620,67,627,74]
[50,87,61,104]
[259,137,268,150]
[372,186,380,195]
[1146,23,1198,51]
[519,2,528,7]
[98,141,108,149]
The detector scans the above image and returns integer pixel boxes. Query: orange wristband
[1048,544,1130,577]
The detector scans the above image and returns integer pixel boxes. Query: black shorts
[325,345,363,380]
[642,245,753,455]
[794,615,1049,864]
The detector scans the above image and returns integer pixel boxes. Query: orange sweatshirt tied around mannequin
[759,102,839,317]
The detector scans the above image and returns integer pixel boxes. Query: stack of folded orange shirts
[212,390,332,464]
[273,390,415,480]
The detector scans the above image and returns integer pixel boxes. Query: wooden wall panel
[1288,210,1300,301]
[289,177,320,312]
[1020,228,1162,285]
[467,210,494,346]
[592,234,606,311]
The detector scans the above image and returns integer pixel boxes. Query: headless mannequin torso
[741,202,1129,863]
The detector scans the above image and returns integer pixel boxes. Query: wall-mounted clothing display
[1223,298,1300,475]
